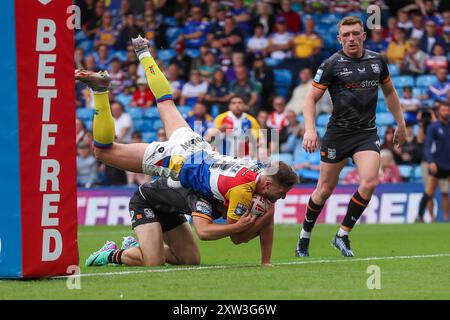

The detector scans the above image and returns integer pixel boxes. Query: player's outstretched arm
[381,80,406,147]
[192,212,256,241]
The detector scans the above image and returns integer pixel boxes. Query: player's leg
[331,150,379,257]
[132,36,190,139]
[295,159,346,257]
[163,220,201,265]
[75,69,148,173]
[417,175,439,222]
[439,179,449,221]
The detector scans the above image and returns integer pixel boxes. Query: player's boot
[132,35,150,58]
[332,234,354,257]
[121,236,140,250]
[295,237,310,257]
[75,69,111,91]
[85,241,117,267]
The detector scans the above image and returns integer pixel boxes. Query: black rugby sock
[342,191,370,229]
[302,198,325,233]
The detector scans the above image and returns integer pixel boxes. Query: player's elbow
[230,234,248,245]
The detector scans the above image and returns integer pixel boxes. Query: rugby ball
[250,194,270,217]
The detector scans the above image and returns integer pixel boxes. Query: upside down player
[295,16,406,257]
[85,177,276,267]
[77,35,298,265]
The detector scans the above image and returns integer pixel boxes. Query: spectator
[383,16,398,42]
[386,28,409,64]
[165,63,184,104]
[442,10,450,51]
[169,41,192,82]
[75,47,85,70]
[250,54,274,109]
[109,57,127,95]
[279,110,304,154]
[111,101,133,143]
[277,0,301,34]
[267,96,289,131]
[291,17,323,61]
[417,102,450,222]
[422,0,443,26]
[408,10,425,40]
[81,0,104,39]
[342,167,360,185]
[399,86,421,123]
[203,69,231,114]
[379,149,402,183]
[218,45,234,82]
[126,132,151,186]
[179,5,210,49]
[198,51,221,82]
[185,102,214,136]
[131,77,155,108]
[397,8,413,33]
[229,65,261,112]
[230,0,253,37]
[208,4,227,35]
[77,142,97,188]
[394,122,423,165]
[214,95,260,157]
[253,1,275,36]
[116,13,145,51]
[381,125,396,154]
[246,24,270,58]
[94,44,112,71]
[426,67,450,102]
[424,44,448,73]
[365,26,388,55]
[94,10,118,49]
[212,16,244,53]
[123,44,139,72]
[142,10,158,48]
[286,68,332,115]
[257,110,269,130]
[266,16,294,60]
[399,38,428,75]
[419,20,446,55]
[76,118,87,145]
[293,139,321,183]
[180,70,208,107]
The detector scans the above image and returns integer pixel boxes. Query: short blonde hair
[337,16,364,33]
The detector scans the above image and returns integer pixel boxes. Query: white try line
[55,253,450,279]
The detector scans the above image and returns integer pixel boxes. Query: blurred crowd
[74,0,450,192]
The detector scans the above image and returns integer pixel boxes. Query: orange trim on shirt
[191,212,213,221]
[312,82,328,90]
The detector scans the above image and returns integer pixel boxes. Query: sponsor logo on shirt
[345,79,379,89]
[371,64,380,73]
[234,203,249,216]
[314,68,323,82]
[196,200,212,215]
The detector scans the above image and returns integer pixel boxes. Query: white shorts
[141,127,212,180]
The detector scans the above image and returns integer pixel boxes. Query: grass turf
[1,223,450,299]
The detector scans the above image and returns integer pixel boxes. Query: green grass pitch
[1,224,450,299]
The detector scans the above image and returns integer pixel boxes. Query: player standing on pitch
[295,16,406,257]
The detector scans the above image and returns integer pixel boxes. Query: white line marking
[52,253,450,279]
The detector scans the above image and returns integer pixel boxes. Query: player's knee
[360,177,378,193]
[317,184,334,201]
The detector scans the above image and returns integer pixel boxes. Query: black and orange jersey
[312,49,390,133]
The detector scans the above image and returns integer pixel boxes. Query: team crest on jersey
[371,64,380,73]
[144,208,155,219]
[327,148,336,160]
[314,69,323,82]
[234,203,249,216]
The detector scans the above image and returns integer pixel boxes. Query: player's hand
[236,212,256,230]
[393,125,406,147]
[429,162,438,175]
[303,129,319,153]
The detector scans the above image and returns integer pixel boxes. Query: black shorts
[129,191,187,232]
[430,167,450,179]
[320,129,380,163]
